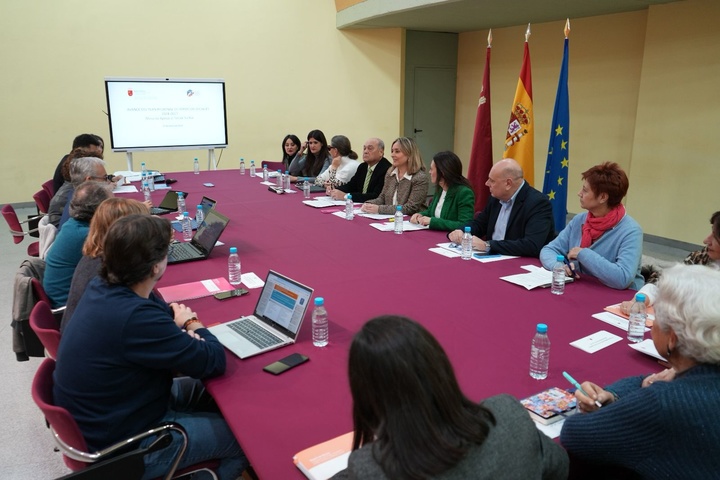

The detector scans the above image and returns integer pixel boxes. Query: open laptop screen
[255,271,313,337]
[192,209,228,253]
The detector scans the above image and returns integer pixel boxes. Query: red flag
[503,28,534,185]
[467,40,493,211]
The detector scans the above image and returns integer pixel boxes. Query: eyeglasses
[91,174,115,182]
[328,145,337,150]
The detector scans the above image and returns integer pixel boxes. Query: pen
[562,371,603,408]
[563,256,579,278]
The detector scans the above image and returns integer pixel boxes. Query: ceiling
[337,0,684,32]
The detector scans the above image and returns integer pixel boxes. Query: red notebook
[157,277,234,302]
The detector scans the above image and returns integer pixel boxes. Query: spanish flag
[503,25,534,185]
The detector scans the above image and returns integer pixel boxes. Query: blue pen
[563,256,579,278]
[563,371,602,408]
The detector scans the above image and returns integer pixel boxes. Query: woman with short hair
[61,197,150,331]
[411,151,475,231]
[561,264,720,478]
[540,162,643,289]
[332,315,569,480]
[361,137,429,216]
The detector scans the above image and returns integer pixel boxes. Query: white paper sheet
[628,338,665,361]
[592,312,650,333]
[368,221,429,232]
[429,247,462,258]
[240,272,265,289]
[570,330,623,353]
[112,185,139,194]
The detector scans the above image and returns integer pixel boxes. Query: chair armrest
[52,422,189,480]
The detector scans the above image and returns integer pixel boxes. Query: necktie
[362,166,373,194]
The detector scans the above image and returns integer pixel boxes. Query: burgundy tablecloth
[141,170,660,479]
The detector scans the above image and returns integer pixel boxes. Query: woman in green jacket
[411,151,475,231]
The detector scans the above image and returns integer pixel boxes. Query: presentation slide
[105,78,227,151]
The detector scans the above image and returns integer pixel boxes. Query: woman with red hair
[540,162,643,289]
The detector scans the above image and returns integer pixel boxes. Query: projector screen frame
[104,76,229,155]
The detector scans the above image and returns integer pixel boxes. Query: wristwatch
[484,242,492,253]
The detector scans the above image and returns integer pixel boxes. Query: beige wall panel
[0,1,402,203]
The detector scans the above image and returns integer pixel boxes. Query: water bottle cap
[251,160,255,164]
[536,323,548,333]
[346,194,352,200]
[240,158,244,161]
[197,205,203,209]
[177,192,183,198]
[285,170,289,174]
[141,162,146,166]
[314,297,324,306]
[183,211,189,217]
[229,247,237,254]
[464,226,470,233]
[278,169,282,173]
[556,254,564,261]
[396,205,402,211]
[194,157,198,161]
[635,293,646,303]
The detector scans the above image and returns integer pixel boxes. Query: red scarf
[581,204,626,248]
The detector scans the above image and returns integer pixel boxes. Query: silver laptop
[167,208,229,264]
[208,270,314,359]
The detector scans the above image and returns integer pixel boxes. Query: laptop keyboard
[228,318,283,349]
[168,243,200,261]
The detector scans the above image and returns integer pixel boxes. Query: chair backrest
[31,277,53,306]
[2,203,25,244]
[31,358,91,471]
[34,189,52,214]
[42,179,55,198]
[262,161,286,171]
[29,300,61,359]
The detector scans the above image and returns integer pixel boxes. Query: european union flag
[543,36,569,233]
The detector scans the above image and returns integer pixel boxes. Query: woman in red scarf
[540,162,644,289]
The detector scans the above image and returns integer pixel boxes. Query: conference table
[142,169,660,479]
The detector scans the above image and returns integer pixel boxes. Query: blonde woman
[361,137,429,216]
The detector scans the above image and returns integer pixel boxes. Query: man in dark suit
[448,158,554,257]
[328,137,391,202]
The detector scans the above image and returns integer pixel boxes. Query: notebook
[208,270,314,359]
[171,196,217,231]
[150,190,189,215]
[167,208,229,264]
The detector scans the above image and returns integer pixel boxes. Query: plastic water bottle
[142,181,151,203]
[240,158,246,175]
[228,247,241,286]
[277,170,283,188]
[195,204,204,226]
[249,160,256,177]
[312,297,328,347]
[627,293,647,343]
[461,226,473,260]
[530,323,551,379]
[551,255,566,295]
[262,164,269,182]
[284,170,291,190]
[193,157,200,174]
[181,212,193,242]
[177,192,186,215]
[394,205,403,234]
[303,179,311,198]
[345,194,354,220]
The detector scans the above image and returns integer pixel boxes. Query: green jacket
[419,184,476,231]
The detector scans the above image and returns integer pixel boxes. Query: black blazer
[337,157,392,203]
[465,182,554,257]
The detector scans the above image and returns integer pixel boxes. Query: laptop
[150,190,189,215]
[167,208,229,264]
[208,270,314,359]
[171,196,217,231]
